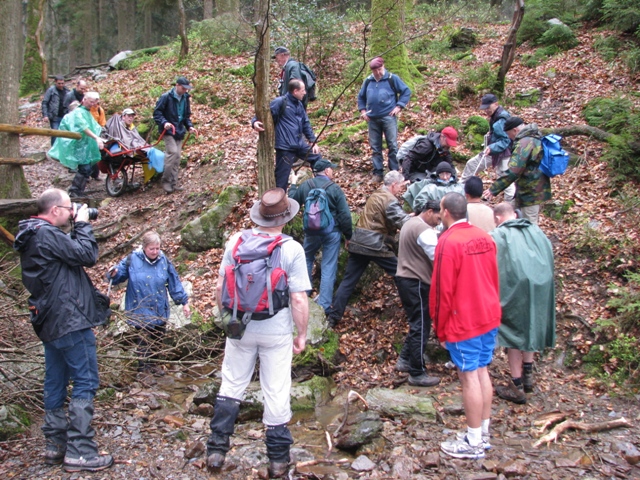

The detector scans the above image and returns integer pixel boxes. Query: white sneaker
[440,437,486,459]
[455,431,491,450]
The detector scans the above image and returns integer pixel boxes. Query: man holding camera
[13,188,113,472]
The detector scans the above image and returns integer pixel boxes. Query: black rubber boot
[68,173,88,198]
[265,423,293,478]
[42,408,68,465]
[206,396,241,470]
[63,399,113,472]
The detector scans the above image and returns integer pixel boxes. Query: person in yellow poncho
[48,92,104,198]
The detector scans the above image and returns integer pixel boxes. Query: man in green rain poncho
[490,203,556,405]
[48,92,104,198]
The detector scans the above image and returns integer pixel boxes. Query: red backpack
[220,231,291,324]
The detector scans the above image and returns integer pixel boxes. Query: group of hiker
[20,50,558,477]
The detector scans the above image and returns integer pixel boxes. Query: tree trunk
[0,0,31,200]
[144,7,153,48]
[117,0,136,51]
[178,0,189,59]
[254,0,275,195]
[203,0,214,19]
[370,0,419,89]
[217,0,239,16]
[495,0,525,93]
[20,0,47,96]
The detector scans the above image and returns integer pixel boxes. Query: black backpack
[299,62,317,101]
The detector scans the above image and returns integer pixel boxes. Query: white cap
[122,108,135,115]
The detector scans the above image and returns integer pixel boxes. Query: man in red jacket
[430,192,501,459]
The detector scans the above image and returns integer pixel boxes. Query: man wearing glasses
[14,188,113,472]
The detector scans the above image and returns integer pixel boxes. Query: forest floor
[1,21,640,480]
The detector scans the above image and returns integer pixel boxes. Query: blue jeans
[368,116,399,175]
[327,252,399,323]
[50,117,63,146]
[43,328,100,410]
[303,231,342,310]
[275,146,322,191]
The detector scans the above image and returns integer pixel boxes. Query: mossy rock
[449,27,478,50]
[181,185,248,251]
[431,89,452,114]
[0,404,31,441]
[464,115,490,152]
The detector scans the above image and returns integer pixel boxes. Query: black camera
[73,203,99,221]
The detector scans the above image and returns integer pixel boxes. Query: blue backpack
[303,178,335,235]
[540,134,570,177]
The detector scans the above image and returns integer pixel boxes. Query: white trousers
[218,331,293,426]
[461,153,515,203]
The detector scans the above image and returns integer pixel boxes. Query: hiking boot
[456,431,491,450]
[522,370,535,393]
[207,452,226,470]
[44,444,66,465]
[63,454,114,472]
[372,173,383,183]
[440,437,485,459]
[408,373,441,387]
[268,461,289,478]
[395,357,410,372]
[495,380,526,404]
[173,186,185,192]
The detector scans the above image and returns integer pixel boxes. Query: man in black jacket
[288,159,353,312]
[153,77,198,194]
[13,189,113,472]
[400,127,457,182]
[41,76,69,146]
[252,79,322,190]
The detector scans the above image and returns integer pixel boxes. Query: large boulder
[108,51,132,69]
[365,387,436,419]
[181,185,249,252]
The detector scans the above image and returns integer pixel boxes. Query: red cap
[369,57,384,69]
[441,126,459,147]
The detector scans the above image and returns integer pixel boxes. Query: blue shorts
[446,328,498,372]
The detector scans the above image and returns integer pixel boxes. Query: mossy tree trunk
[117,0,136,52]
[0,0,32,200]
[20,0,47,97]
[369,0,420,90]
[254,0,275,195]
[178,0,189,59]
[495,0,525,93]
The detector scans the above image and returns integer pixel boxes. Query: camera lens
[72,203,99,221]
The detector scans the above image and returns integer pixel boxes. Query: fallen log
[0,198,37,217]
[533,417,631,447]
[0,158,38,165]
[0,123,81,139]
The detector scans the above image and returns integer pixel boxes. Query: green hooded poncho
[48,106,102,169]
[490,218,556,351]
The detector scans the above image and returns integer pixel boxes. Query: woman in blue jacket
[108,231,190,375]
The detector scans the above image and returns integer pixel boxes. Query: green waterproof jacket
[491,218,556,351]
[48,106,102,169]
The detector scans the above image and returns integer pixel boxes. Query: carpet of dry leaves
[2,21,640,480]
